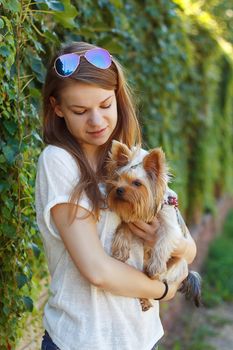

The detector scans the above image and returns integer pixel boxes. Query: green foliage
[203,0,233,45]
[0,1,51,347]
[202,210,233,307]
[0,0,233,347]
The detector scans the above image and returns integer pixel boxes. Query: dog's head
[106,140,169,222]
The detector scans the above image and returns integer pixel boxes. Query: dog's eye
[132,180,142,187]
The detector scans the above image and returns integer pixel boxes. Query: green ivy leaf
[1,223,17,238]
[53,0,78,29]
[31,243,41,258]
[0,182,10,193]
[16,274,28,289]
[32,131,43,143]
[35,0,65,11]
[1,0,21,12]
[3,305,10,316]
[98,37,125,54]
[30,57,46,83]
[43,30,59,44]
[0,18,4,29]
[0,45,10,57]
[2,145,18,164]
[5,198,14,211]
[0,155,5,163]
[22,296,33,312]
[3,120,18,136]
[45,0,65,11]
[2,206,11,218]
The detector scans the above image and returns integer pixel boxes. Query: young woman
[36,41,196,350]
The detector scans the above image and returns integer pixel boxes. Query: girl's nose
[88,110,102,126]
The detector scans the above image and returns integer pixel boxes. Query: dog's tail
[178,271,202,307]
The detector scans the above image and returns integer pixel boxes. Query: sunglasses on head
[54,47,112,77]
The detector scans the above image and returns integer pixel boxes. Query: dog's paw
[140,298,153,312]
[146,259,167,277]
[112,247,130,262]
[111,228,131,262]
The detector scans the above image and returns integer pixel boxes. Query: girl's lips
[87,127,107,137]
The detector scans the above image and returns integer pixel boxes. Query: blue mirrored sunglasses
[54,47,112,77]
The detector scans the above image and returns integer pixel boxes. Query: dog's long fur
[106,140,201,311]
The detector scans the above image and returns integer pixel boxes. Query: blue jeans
[41,330,158,349]
[41,331,60,350]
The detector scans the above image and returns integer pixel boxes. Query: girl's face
[52,81,118,161]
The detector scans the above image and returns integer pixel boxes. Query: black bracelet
[154,281,169,300]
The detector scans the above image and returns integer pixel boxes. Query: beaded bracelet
[154,281,169,300]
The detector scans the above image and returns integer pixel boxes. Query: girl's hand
[162,265,189,301]
[128,217,160,247]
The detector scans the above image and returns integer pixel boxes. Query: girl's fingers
[128,223,148,239]
[130,217,159,233]
[128,217,160,247]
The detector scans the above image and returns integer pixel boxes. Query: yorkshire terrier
[106,140,201,311]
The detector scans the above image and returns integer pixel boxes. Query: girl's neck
[82,142,109,175]
[83,147,99,172]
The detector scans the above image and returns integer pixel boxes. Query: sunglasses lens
[55,53,80,77]
[85,48,112,69]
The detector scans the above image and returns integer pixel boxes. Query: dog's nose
[116,187,125,197]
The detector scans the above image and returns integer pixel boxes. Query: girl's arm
[170,228,196,264]
[51,203,187,301]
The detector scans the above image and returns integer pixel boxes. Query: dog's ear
[109,140,132,167]
[143,148,168,191]
[143,148,168,212]
[143,148,167,180]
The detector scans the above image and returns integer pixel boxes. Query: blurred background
[0,0,233,349]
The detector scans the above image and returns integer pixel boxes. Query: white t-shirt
[35,145,164,350]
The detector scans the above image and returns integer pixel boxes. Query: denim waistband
[42,330,158,350]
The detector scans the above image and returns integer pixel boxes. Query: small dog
[106,140,201,311]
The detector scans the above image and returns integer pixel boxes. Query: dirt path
[161,301,233,349]
[204,303,233,349]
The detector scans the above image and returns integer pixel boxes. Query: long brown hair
[42,41,142,220]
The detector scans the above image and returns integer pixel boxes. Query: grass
[202,209,233,307]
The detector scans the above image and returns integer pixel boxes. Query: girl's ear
[49,96,64,118]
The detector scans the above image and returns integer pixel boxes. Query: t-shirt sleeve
[164,186,190,237]
[35,146,92,240]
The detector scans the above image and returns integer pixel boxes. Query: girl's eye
[101,104,111,109]
[73,111,86,115]
[132,180,142,187]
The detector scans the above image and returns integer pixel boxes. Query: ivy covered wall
[0,0,232,348]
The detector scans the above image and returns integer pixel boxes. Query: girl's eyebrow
[69,95,114,108]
